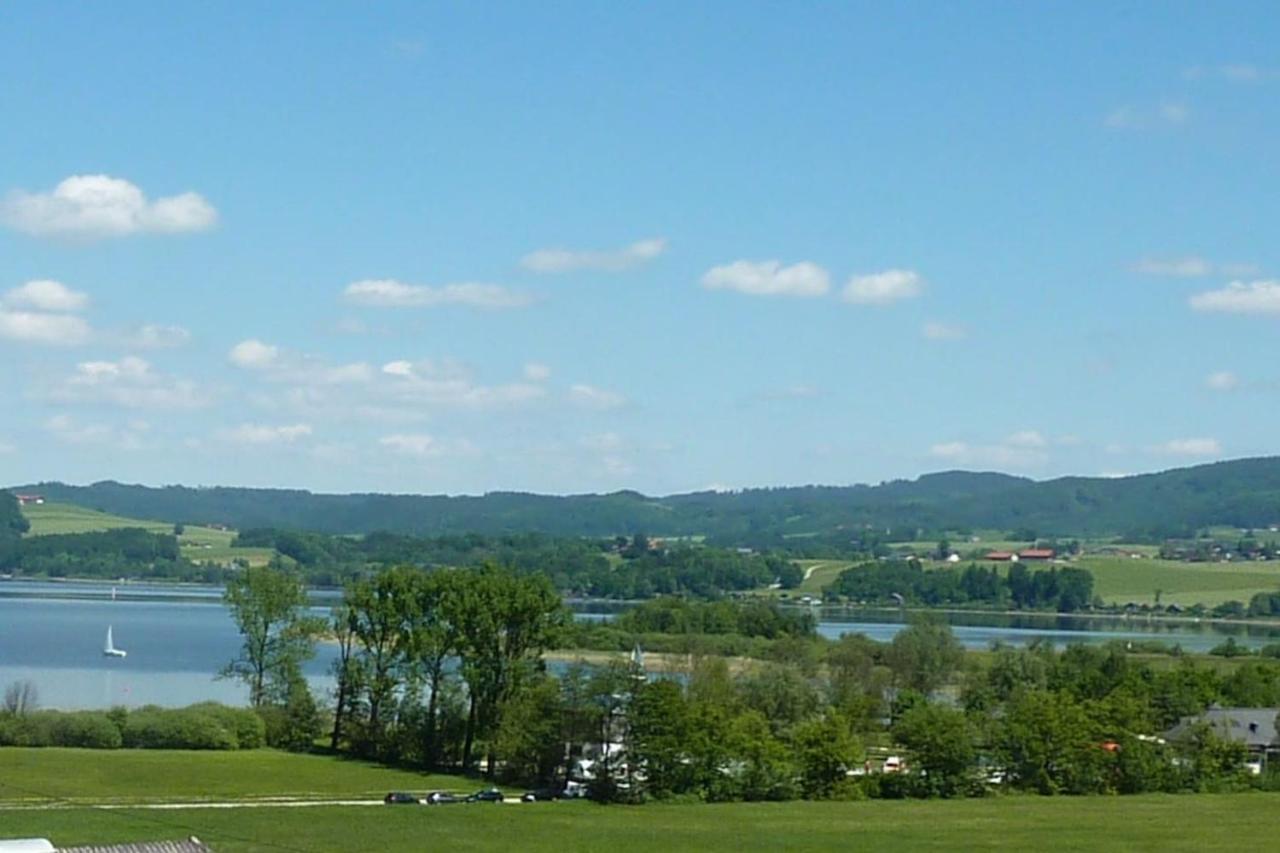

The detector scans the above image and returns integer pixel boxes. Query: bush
[184,702,266,749]
[122,706,240,750]
[0,710,121,748]
[46,711,123,748]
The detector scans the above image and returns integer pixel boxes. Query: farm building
[1017,548,1055,561]
[13,494,45,506]
[983,551,1018,561]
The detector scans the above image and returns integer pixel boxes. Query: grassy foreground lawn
[3,794,1280,852]
[3,750,1280,851]
[0,748,478,804]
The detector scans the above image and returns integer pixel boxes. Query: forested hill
[0,491,28,542]
[12,457,1280,542]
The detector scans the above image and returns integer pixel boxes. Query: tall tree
[328,600,363,749]
[455,564,567,774]
[346,566,417,748]
[221,563,319,707]
[886,616,964,695]
[404,570,463,767]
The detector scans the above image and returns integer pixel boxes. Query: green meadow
[20,502,275,567]
[1077,556,1280,607]
[1,749,1279,853]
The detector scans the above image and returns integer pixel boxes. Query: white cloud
[231,339,372,388]
[581,432,624,452]
[930,430,1053,468]
[1131,256,1257,278]
[1005,430,1048,449]
[1189,280,1280,314]
[379,433,443,457]
[121,324,191,349]
[1151,437,1222,457]
[47,356,210,410]
[1,174,217,238]
[523,362,552,382]
[229,339,281,369]
[0,439,12,454]
[701,260,830,298]
[1132,256,1212,277]
[218,423,313,445]
[569,383,627,410]
[45,414,149,449]
[922,321,967,340]
[1105,101,1190,130]
[0,310,92,346]
[1205,371,1240,392]
[521,238,667,273]
[842,269,923,305]
[343,279,532,309]
[3,280,89,312]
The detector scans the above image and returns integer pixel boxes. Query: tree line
[220,562,568,773]
[828,560,1095,612]
[218,563,1276,802]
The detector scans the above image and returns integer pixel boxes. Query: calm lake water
[0,581,338,710]
[4,581,1280,710]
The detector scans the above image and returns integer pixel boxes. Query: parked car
[520,787,561,802]
[425,791,463,805]
[466,787,505,803]
[384,792,420,805]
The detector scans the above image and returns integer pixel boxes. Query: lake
[4,581,1279,709]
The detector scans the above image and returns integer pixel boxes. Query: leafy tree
[791,712,861,799]
[628,679,693,798]
[726,710,797,801]
[891,702,975,797]
[221,563,319,707]
[455,565,568,774]
[328,601,363,750]
[886,617,964,695]
[998,690,1110,795]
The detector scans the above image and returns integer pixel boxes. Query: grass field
[2,748,1280,852]
[0,748,478,805]
[793,560,854,594]
[20,502,276,567]
[1078,556,1280,607]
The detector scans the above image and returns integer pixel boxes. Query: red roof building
[1018,549,1056,560]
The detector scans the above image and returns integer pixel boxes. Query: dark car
[425,791,463,805]
[384,791,420,805]
[520,787,561,802]
[466,787,505,803]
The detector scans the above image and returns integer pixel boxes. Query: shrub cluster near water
[0,702,266,750]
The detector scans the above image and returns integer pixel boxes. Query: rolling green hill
[11,457,1280,541]
[16,501,275,567]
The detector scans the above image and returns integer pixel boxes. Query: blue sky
[1,2,1278,495]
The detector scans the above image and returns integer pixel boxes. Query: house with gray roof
[1166,706,1280,768]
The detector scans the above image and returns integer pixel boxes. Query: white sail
[103,625,127,658]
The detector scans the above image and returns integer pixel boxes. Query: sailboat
[103,625,127,658]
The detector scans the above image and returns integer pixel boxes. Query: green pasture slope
[19,501,275,567]
[1077,557,1280,607]
[805,554,1280,609]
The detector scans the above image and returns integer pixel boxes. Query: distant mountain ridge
[11,458,1280,541]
